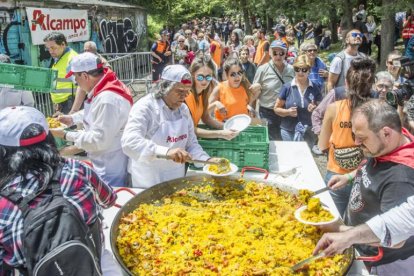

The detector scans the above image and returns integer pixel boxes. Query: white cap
[161,65,192,84]
[65,52,103,78]
[0,106,49,147]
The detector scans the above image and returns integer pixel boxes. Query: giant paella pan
[110,170,378,275]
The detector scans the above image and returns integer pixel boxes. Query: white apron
[83,100,128,187]
[130,108,189,188]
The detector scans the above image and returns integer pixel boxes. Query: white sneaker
[312,145,323,155]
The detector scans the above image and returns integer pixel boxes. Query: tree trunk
[341,0,354,38]
[380,0,395,69]
[329,5,339,43]
[240,0,252,35]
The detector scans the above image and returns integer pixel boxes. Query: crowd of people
[0,6,414,274]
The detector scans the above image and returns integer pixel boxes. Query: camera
[386,57,414,107]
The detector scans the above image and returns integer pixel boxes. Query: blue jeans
[324,170,353,218]
[259,106,282,141]
[280,128,316,150]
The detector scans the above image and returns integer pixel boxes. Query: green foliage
[147,15,164,43]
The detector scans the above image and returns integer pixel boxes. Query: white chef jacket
[121,93,210,188]
[0,87,34,110]
[66,90,131,186]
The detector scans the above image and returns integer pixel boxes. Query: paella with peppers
[116,179,350,275]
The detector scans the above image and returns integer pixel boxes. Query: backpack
[0,164,102,276]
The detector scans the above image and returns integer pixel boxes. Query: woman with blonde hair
[274,54,322,146]
[209,58,256,122]
[185,55,238,140]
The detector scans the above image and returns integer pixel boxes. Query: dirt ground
[313,153,328,180]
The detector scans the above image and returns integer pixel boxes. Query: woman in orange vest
[209,58,256,122]
[185,55,239,140]
[318,57,376,216]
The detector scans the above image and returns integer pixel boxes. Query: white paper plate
[203,163,238,177]
[294,205,339,226]
[223,114,251,132]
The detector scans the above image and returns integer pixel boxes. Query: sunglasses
[273,51,285,56]
[351,32,363,38]
[196,74,213,82]
[230,71,243,78]
[294,67,309,73]
[178,40,185,43]
[306,49,318,53]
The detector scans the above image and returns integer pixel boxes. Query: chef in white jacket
[122,65,212,188]
[51,52,133,187]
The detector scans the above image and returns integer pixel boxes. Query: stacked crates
[198,125,270,169]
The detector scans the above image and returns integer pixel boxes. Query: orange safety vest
[214,82,249,122]
[154,40,168,54]
[254,39,270,65]
[402,19,414,39]
[327,99,356,174]
[185,92,204,127]
[211,40,222,69]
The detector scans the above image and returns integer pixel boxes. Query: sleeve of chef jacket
[183,106,210,161]
[66,93,125,152]
[121,100,170,161]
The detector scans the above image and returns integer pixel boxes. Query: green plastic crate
[198,125,269,143]
[0,63,58,93]
[200,142,269,169]
[197,125,269,169]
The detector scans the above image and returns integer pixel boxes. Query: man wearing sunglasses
[252,40,294,140]
[326,29,365,93]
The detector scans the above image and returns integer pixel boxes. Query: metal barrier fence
[34,92,54,117]
[101,52,153,97]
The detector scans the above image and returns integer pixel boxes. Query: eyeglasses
[351,32,363,38]
[273,51,285,56]
[196,74,213,82]
[230,71,243,78]
[178,40,185,43]
[294,67,309,73]
[306,49,318,53]
[185,33,192,36]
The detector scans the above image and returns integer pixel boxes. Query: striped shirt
[0,158,117,272]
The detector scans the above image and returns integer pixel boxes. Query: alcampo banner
[26,7,89,45]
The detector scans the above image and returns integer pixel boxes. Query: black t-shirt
[345,159,414,266]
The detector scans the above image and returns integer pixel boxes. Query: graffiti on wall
[99,17,138,53]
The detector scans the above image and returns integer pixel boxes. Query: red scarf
[87,68,133,105]
[376,128,414,170]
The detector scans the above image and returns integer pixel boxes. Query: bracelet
[346,173,353,185]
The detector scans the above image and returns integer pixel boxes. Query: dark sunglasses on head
[196,74,213,82]
[351,32,363,38]
[273,51,285,56]
[294,67,309,73]
[230,71,243,78]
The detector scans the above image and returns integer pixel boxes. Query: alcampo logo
[31,9,86,33]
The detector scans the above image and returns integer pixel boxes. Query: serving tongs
[311,186,330,197]
[291,252,325,272]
